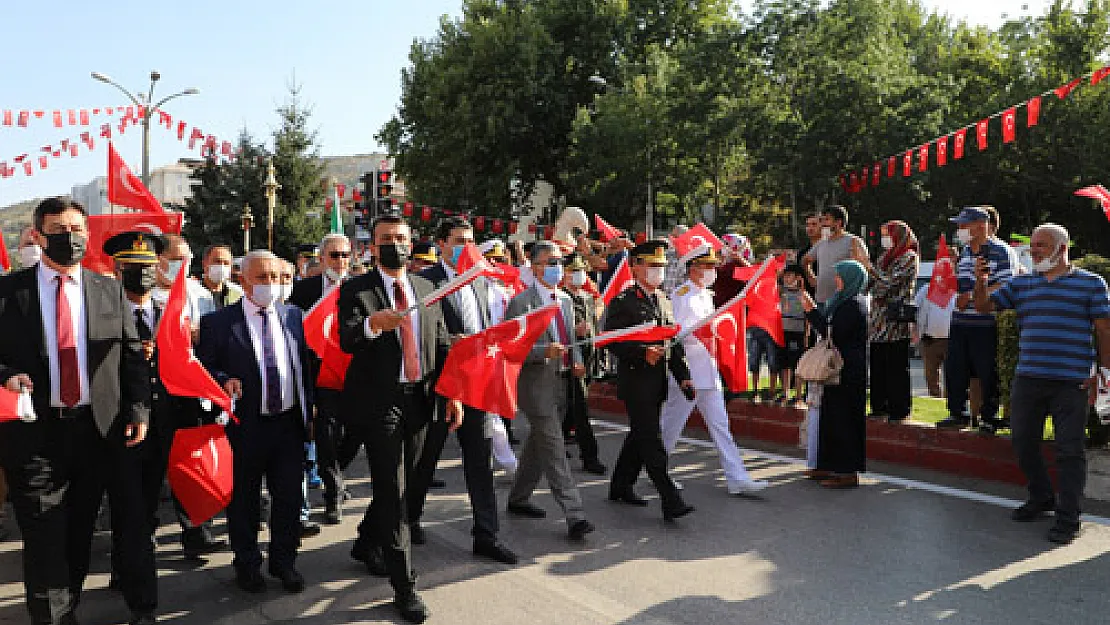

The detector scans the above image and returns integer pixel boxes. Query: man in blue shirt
[975,223,1110,544]
[938,207,1014,430]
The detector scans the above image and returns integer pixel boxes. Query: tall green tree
[180,130,268,256]
[271,82,329,259]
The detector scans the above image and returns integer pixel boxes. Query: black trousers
[563,376,600,463]
[869,339,912,419]
[945,323,1000,420]
[314,389,347,505]
[2,411,156,625]
[409,404,499,542]
[610,392,683,510]
[353,388,428,593]
[226,409,304,573]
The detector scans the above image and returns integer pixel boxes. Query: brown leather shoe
[804,470,832,480]
[819,474,859,489]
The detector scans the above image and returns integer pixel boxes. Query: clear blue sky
[0,0,1047,207]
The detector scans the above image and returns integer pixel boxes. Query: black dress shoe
[936,416,969,429]
[183,536,227,560]
[507,501,547,518]
[129,611,156,625]
[235,568,266,593]
[410,523,427,545]
[473,539,519,565]
[269,567,306,593]
[429,478,447,489]
[324,503,342,525]
[608,489,649,506]
[108,574,122,591]
[663,504,695,522]
[300,520,321,538]
[1047,520,1081,544]
[365,546,389,577]
[568,519,596,541]
[582,460,607,476]
[395,590,429,624]
[1012,498,1056,521]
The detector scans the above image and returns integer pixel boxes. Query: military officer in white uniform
[660,244,769,496]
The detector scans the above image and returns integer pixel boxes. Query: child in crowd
[779,264,809,405]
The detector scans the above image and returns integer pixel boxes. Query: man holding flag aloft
[661,242,770,496]
[604,240,696,521]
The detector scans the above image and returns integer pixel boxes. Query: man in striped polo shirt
[938,206,1014,430]
[974,223,1110,544]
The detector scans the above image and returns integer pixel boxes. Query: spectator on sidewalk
[867,221,919,422]
[913,278,954,399]
[802,206,870,305]
[796,214,822,296]
[974,223,1110,544]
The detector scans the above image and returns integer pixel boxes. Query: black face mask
[377,243,410,270]
[120,265,157,295]
[43,232,87,267]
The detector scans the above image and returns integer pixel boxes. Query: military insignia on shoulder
[675,285,690,296]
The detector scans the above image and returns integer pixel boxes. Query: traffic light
[376,169,393,201]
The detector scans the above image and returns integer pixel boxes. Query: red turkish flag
[1027,97,1042,127]
[1075,185,1110,221]
[594,214,622,242]
[902,151,913,177]
[1002,108,1017,143]
[435,304,561,419]
[936,136,948,166]
[421,206,432,221]
[157,267,236,420]
[177,121,187,140]
[601,255,634,305]
[2,110,10,126]
[509,221,519,235]
[594,322,680,349]
[188,128,204,149]
[927,234,958,307]
[52,110,62,128]
[887,156,896,178]
[475,216,486,231]
[871,163,881,187]
[67,110,76,126]
[733,256,785,346]
[1055,77,1082,99]
[1092,65,1110,86]
[976,119,989,150]
[38,156,48,171]
[303,286,352,390]
[693,298,749,392]
[100,123,112,139]
[108,143,164,213]
[17,111,28,127]
[918,144,929,172]
[0,228,10,271]
[70,144,79,157]
[423,242,493,306]
[82,211,183,274]
[488,261,526,296]
[848,172,859,193]
[80,109,90,125]
[22,162,32,176]
[493,219,504,234]
[167,424,234,526]
[671,223,723,261]
[953,128,967,159]
[0,387,34,422]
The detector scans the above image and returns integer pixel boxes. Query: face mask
[251,284,282,308]
[165,259,185,281]
[644,266,665,288]
[377,243,411,270]
[697,268,717,288]
[881,236,893,249]
[570,270,588,287]
[325,267,347,283]
[542,264,564,287]
[206,264,231,285]
[449,245,465,266]
[280,283,294,303]
[42,232,87,267]
[956,228,972,245]
[1033,248,1061,274]
[121,265,157,295]
[821,227,832,241]
[19,245,41,267]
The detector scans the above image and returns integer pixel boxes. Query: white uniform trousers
[660,382,752,488]
[484,413,519,473]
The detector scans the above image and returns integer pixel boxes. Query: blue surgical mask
[542,264,564,287]
[450,245,465,266]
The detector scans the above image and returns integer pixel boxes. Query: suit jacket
[566,287,599,377]
[504,285,582,416]
[337,269,451,422]
[602,282,692,401]
[287,274,325,312]
[0,266,150,454]
[196,301,314,438]
[419,262,491,336]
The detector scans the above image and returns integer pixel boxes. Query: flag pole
[675,255,775,341]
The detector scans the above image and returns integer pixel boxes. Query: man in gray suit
[503,241,595,541]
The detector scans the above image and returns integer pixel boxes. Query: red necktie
[394,281,422,381]
[552,294,570,367]
[56,275,80,407]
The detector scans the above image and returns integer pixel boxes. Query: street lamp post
[91,70,200,187]
[588,74,654,239]
[241,204,254,253]
[263,158,281,251]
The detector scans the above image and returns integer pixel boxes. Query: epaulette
[675,285,690,297]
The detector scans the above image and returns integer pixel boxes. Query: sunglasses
[329,251,351,259]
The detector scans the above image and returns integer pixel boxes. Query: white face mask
[955,228,972,245]
[19,245,41,267]
[1033,248,1062,274]
[821,227,832,241]
[644,266,665,288]
[206,264,231,285]
[325,268,347,283]
[570,270,588,287]
[280,283,294,303]
[251,284,282,308]
[880,236,893,249]
[697,268,717,288]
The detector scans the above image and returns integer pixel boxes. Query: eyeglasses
[329,251,351,259]
[544,259,563,266]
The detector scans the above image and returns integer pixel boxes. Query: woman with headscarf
[867,221,919,422]
[799,260,870,488]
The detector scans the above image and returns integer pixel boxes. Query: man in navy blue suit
[196,250,314,594]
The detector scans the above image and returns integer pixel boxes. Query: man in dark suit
[196,250,314,594]
[0,198,156,625]
[604,240,696,522]
[288,233,352,524]
[413,216,518,565]
[338,215,462,624]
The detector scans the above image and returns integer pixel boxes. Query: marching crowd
[0,196,1107,625]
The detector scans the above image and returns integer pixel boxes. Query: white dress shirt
[443,261,483,334]
[37,263,90,407]
[365,268,423,383]
[241,297,296,415]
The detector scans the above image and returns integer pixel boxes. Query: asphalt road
[0,418,1107,625]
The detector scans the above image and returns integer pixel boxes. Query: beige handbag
[794,336,843,385]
